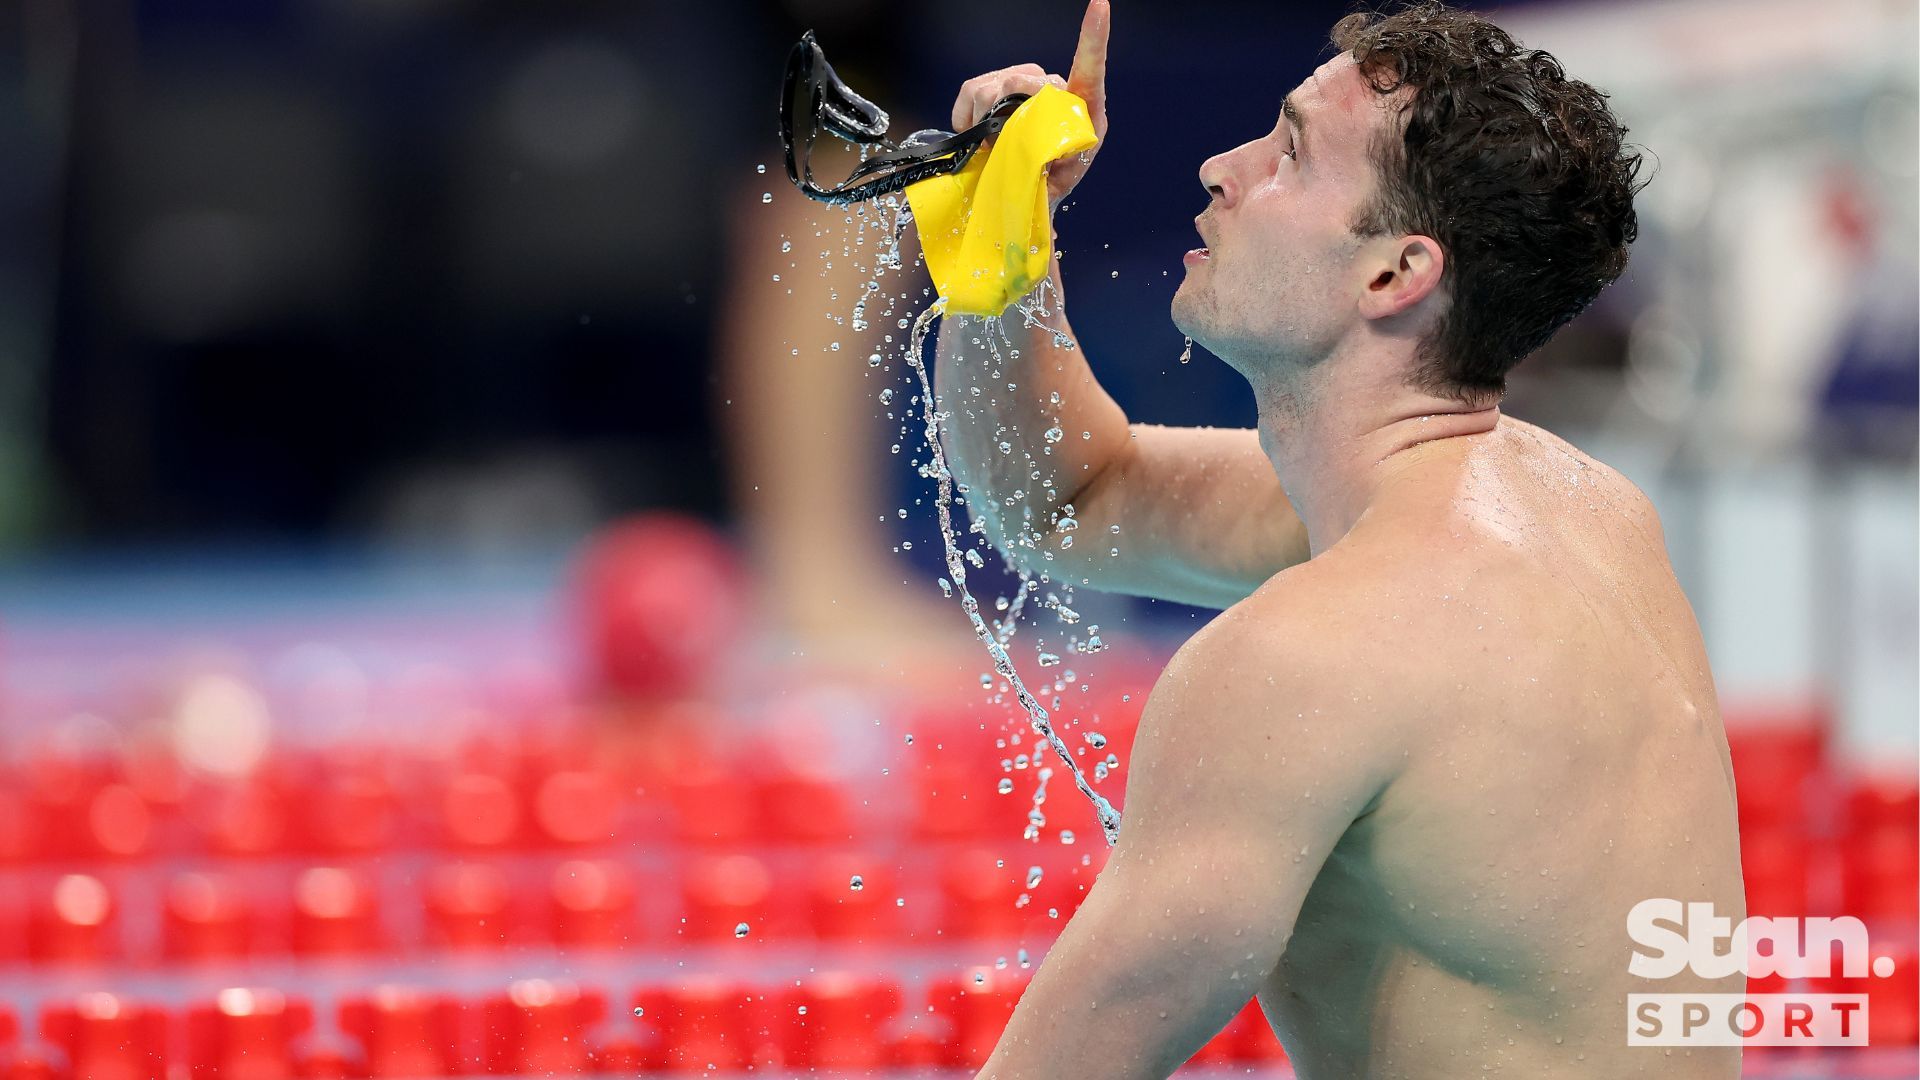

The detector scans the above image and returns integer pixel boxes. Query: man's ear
[1357,235,1444,321]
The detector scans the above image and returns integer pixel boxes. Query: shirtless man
[933,2,1745,1075]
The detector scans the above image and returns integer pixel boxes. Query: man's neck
[1249,350,1501,556]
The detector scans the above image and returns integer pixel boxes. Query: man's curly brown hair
[1331,2,1647,405]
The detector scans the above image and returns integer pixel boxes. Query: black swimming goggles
[780,30,1029,207]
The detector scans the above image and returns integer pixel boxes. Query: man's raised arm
[933,0,1309,610]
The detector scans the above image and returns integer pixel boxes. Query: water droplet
[867,352,883,368]
[849,875,865,891]
[1018,948,1031,968]
[733,922,751,938]
[998,778,1015,795]
[1043,426,1064,443]
[1026,866,1044,889]
[1109,270,1118,278]
[1037,652,1061,667]
[756,163,767,174]
[878,388,894,405]
[1086,732,1107,749]
[1060,830,1076,845]
[632,1006,645,1017]
[761,192,773,204]
[903,733,915,746]
[973,971,987,985]
[797,1004,808,1015]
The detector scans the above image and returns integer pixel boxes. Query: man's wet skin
[1242,417,1743,1077]
[931,2,1743,1075]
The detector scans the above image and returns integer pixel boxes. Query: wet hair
[1331,2,1647,405]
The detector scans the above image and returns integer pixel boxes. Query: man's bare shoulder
[1136,565,1412,823]
[1499,417,1666,541]
[1163,554,1432,732]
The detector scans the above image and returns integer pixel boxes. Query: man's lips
[1184,247,1210,264]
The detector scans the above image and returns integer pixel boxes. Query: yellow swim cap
[905,85,1098,318]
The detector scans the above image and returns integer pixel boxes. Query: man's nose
[1198,152,1232,207]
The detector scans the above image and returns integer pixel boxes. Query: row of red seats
[0,969,1283,1077]
[3,847,1107,965]
[0,709,1139,862]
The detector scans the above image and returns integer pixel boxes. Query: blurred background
[0,0,1913,1075]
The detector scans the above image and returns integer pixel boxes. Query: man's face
[1172,53,1392,377]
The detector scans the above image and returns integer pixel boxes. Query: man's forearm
[933,255,1134,567]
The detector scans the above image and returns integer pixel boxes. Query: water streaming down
[809,181,1123,846]
[900,296,1123,847]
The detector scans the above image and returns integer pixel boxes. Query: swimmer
[936,2,1744,1076]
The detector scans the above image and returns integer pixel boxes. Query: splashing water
[806,193,1122,846]
[899,299,1123,846]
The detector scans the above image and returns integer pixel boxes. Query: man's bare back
[932,3,1740,1073]
[1203,418,1744,1076]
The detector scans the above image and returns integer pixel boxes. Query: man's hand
[950,0,1110,209]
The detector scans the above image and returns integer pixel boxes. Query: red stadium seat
[666,765,759,847]
[782,973,901,1069]
[193,776,293,858]
[81,784,155,861]
[482,979,605,1075]
[186,988,314,1080]
[683,855,773,942]
[438,772,522,851]
[289,868,380,956]
[531,769,625,848]
[41,993,167,1080]
[338,988,469,1077]
[911,759,999,842]
[549,859,637,949]
[888,1025,946,1068]
[1846,774,1920,838]
[805,855,900,943]
[297,768,397,855]
[424,863,516,952]
[756,767,852,845]
[632,978,763,1072]
[164,872,256,962]
[28,874,116,964]
[940,849,1031,940]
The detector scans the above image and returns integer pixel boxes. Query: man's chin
[1169,291,1203,345]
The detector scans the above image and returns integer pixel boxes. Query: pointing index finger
[1067,0,1110,119]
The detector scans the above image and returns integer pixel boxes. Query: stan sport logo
[1627,899,1900,1047]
